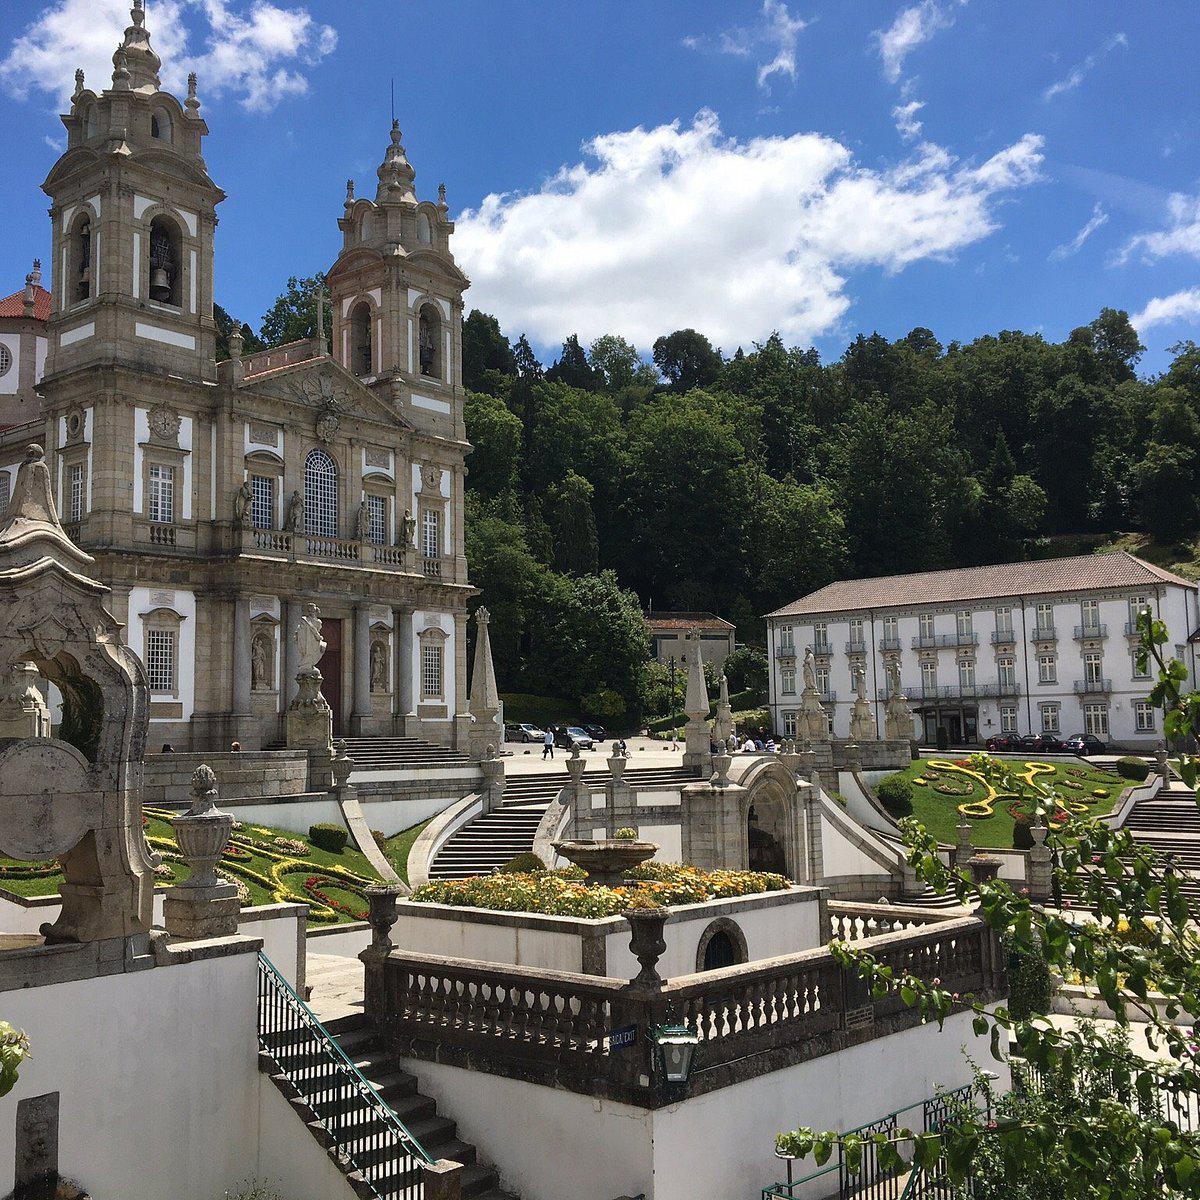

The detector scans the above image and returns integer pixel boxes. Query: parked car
[505,722,545,743]
[1017,732,1065,753]
[552,725,595,750]
[1064,732,1108,756]
[984,733,1022,752]
[581,724,608,742]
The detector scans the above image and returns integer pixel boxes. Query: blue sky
[2,0,1198,373]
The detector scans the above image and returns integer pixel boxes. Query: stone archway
[739,760,807,882]
[695,917,749,972]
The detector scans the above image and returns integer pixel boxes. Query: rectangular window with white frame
[421,509,440,559]
[1038,653,1056,684]
[1035,602,1053,634]
[365,494,387,544]
[995,606,1013,634]
[1132,649,1150,680]
[883,615,898,642]
[957,609,973,639]
[998,657,1015,689]
[812,621,829,650]
[1080,598,1101,634]
[1084,703,1109,737]
[1041,703,1060,733]
[815,665,830,697]
[421,641,443,699]
[251,474,275,530]
[1083,651,1103,685]
[145,628,176,693]
[1000,705,1017,733]
[781,624,794,650]
[783,710,796,737]
[958,659,975,691]
[848,617,864,646]
[919,612,935,640]
[1128,595,1150,628]
[921,660,937,694]
[1134,701,1155,733]
[781,666,796,695]
[68,462,85,522]
[147,464,175,524]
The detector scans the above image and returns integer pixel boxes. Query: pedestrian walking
[543,728,555,759]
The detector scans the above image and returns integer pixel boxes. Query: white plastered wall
[128,585,197,720]
[132,408,193,519]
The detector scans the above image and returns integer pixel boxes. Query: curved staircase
[428,765,701,881]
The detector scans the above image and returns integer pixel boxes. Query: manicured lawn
[880,756,1124,849]
[0,812,430,923]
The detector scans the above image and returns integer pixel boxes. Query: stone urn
[173,764,233,889]
[553,839,658,887]
[364,884,404,950]
[623,905,669,988]
[966,853,1001,887]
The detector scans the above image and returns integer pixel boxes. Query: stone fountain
[552,837,659,888]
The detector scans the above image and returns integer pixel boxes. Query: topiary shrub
[309,822,348,853]
[876,774,913,818]
[1005,932,1053,1020]
[1115,756,1151,782]
[1012,819,1034,851]
[497,852,546,875]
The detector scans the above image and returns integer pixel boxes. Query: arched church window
[416,211,433,246]
[72,215,92,303]
[148,215,182,306]
[303,448,339,538]
[349,302,373,376]
[359,211,374,242]
[82,104,98,140]
[418,304,442,379]
[150,109,172,142]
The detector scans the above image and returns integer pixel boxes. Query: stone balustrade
[364,912,1002,1107]
[826,900,966,943]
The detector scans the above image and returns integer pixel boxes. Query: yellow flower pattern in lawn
[144,807,377,923]
[922,758,1114,821]
[411,861,790,917]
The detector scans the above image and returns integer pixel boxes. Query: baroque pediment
[241,357,413,434]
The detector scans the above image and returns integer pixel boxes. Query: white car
[506,722,546,743]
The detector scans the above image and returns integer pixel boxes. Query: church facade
[0,1,474,752]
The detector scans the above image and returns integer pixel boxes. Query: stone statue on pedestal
[799,647,828,743]
[713,674,735,746]
[354,502,371,542]
[286,603,332,752]
[399,509,416,549]
[294,603,326,673]
[283,489,304,534]
[232,479,252,528]
[883,658,915,742]
[849,662,877,742]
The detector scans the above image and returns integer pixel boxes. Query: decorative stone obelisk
[682,627,711,775]
[467,607,501,761]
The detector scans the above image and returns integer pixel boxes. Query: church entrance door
[319,618,344,735]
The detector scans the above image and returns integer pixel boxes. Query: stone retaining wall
[142,750,310,805]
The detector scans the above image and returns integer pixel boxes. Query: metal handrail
[257,952,432,1197]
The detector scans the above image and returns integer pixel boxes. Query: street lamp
[650,1024,699,1086]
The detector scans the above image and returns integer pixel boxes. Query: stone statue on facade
[399,509,416,549]
[250,632,271,691]
[232,479,252,528]
[799,647,828,743]
[283,489,304,534]
[354,502,371,542]
[286,603,332,752]
[370,641,388,692]
[802,646,817,693]
[883,658,915,742]
[713,674,735,746]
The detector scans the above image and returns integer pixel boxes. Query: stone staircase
[260,1011,517,1199]
[428,765,701,881]
[338,735,473,770]
[1121,786,1200,899]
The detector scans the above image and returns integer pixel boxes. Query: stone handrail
[826,900,968,943]
[365,915,1000,1106]
[531,798,569,867]
[406,792,486,888]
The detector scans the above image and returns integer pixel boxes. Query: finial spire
[113,0,161,92]
[112,48,131,90]
[73,68,85,98]
[438,182,447,208]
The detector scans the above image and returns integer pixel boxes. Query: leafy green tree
[1131,442,1198,539]
[547,471,599,575]
[588,335,657,391]
[513,334,544,379]
[546,334,600,391]
[213,302,263,362]
[258,274,330,348]
[652,329,723,391]
[462,310,517,394]
[721,645,767,695]
[1088,307,1145,383]
[464,391,523,499]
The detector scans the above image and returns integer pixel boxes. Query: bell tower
[40,0,224,384]
[325,121,470,439]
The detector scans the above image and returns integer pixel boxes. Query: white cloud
[1119,192,1200,264]
[874,1,963,84]
[1048,202,1109,261]
[1130,288,1200,331]
[892,99,925,141]
[455,111,1043,348]
[1043,32,1127,101]
[0,0,336,112]
[684,0,809,90]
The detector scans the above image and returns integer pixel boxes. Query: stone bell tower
[325,120,470,439]
[39,0,224,384]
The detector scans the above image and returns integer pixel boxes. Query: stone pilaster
[350,601,372,735]
[394,606,414,734]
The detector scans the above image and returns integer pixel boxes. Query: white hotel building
[766,553,1200,750]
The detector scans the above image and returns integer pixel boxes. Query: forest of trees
[233,277,1200,720]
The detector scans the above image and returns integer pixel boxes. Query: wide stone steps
[340,735,474,769]
[262,1017,517,1200]
[428,764,701,881]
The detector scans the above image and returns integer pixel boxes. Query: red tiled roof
[647,611,735,631]
[766,552,1198,618]
[0,286,51,322]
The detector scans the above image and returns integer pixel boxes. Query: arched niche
[148,213,184,306]
[349,300,374,376]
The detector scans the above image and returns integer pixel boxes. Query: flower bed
[409,861,789,917]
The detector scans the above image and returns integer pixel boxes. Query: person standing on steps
[543,728,555,759]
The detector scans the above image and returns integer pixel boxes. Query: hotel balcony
[912,632,979,650]
[990,629,1017,645]
[1030,626,1057,643]
[774,645,797,660]
[811,642,833,657]
[845,639,867,654]
[1074,623,1107,641]
[1074,677,1113,696]
[879,635,903,652]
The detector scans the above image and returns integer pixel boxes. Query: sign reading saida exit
[609,1024,637,1049]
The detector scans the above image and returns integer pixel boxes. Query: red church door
[318,618,344,735]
